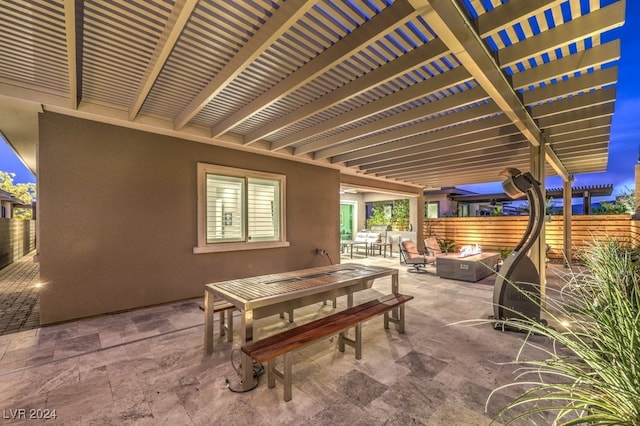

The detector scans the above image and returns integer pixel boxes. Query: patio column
[413,192,424,246]
[530,144,546,296]
[635,164,640,216]
[563,178,573,267]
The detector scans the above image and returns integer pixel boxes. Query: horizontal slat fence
[425,215,640,261]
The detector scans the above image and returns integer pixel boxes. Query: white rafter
[129,0,198,121]
[416,0,570,179]
[63,0,79,109]
[174,0,316,130]
[213,0,424,140]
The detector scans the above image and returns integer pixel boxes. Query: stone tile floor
[0,253,572,425]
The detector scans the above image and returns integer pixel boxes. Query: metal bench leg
[218,311,225,336]
[267,360,276,389]
[268,354,294,401]
[383,304,406,334]
[338,324,362,359]
[226,309,234,342]
[355,323,362,359]
[323,298,337,308]
[279,310,294,322]
[283,353,293,402]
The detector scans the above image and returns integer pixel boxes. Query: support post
[563,178,573,267]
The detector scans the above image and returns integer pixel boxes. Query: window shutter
[248,178,280,241]
[205,174,245,243]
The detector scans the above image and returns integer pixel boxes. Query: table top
[205,263,397,310]
[436,251,499,261]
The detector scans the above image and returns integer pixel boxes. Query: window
[195,163,288,253]
[424,201,439,218]
[458,203,470,217]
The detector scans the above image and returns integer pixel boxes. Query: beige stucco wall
[37,112,340,324]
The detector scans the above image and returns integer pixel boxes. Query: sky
[0,134,35,184]
[460,0,640,202]
[1,0,638,196]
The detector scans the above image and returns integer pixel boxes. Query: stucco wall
[38,112,340,324]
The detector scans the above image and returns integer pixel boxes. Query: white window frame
[194,163,289,253]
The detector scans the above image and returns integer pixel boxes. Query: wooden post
[563,178,573,267]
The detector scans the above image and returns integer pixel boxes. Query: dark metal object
[492,168,543,328]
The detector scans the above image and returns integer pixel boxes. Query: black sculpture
[491,168,545,330]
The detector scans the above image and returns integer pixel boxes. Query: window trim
[424,201,440,218]
[194,163,289,253]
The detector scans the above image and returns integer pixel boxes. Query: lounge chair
[399,240,436,273]
[424,237,443,256]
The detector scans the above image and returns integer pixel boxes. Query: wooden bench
[200,299,236,343]
[241,293,413,401]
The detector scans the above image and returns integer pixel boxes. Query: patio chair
[424,237,443,257]
[399,240,436,273]
[345,231,380,258]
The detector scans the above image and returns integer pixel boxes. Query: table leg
[204,290,214,354]
[239,309,257,390]
[391,272,399,294]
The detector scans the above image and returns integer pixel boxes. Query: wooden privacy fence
[425,215,640,261]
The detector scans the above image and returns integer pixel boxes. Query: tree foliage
[0,171,36,219]
[593,186,635,215]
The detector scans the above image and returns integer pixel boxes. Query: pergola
[0,0,627,286]
[0,0,624,187]
[450,183,615,213]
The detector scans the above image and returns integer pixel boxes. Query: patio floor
[0,253,572,425]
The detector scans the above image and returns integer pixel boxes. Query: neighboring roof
[546,184,614,198]
[0,1,625,188]
[450,184,614,203]
[0,189,30,207]
[423,187,477,196]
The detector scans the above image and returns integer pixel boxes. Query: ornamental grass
[483,238,640,425]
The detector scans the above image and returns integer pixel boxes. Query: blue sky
[1,1,638,195]
[461,0,640,200]
[0,134,35,184]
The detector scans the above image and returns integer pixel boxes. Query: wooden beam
[477,0,565,37]
[63,0,81,109]
[347,124,522,168]
[418,0,570,180]
[129,0,198,121]
[498,0,625,68]
[174,0,315,130]
[332,111,511,164]
[531,87,616,119]
[244,38,449,144]
[513,40,620,90]
[271,65,472,152]
[315,97,497,160]
[210,0,421,138]
[522,67,617,106]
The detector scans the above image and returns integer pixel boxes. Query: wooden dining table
[204,263,399,391]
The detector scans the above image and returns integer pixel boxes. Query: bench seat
[200,299,237,343]
[241,293,413,401]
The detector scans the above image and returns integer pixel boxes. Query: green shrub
[485,237,640,425]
